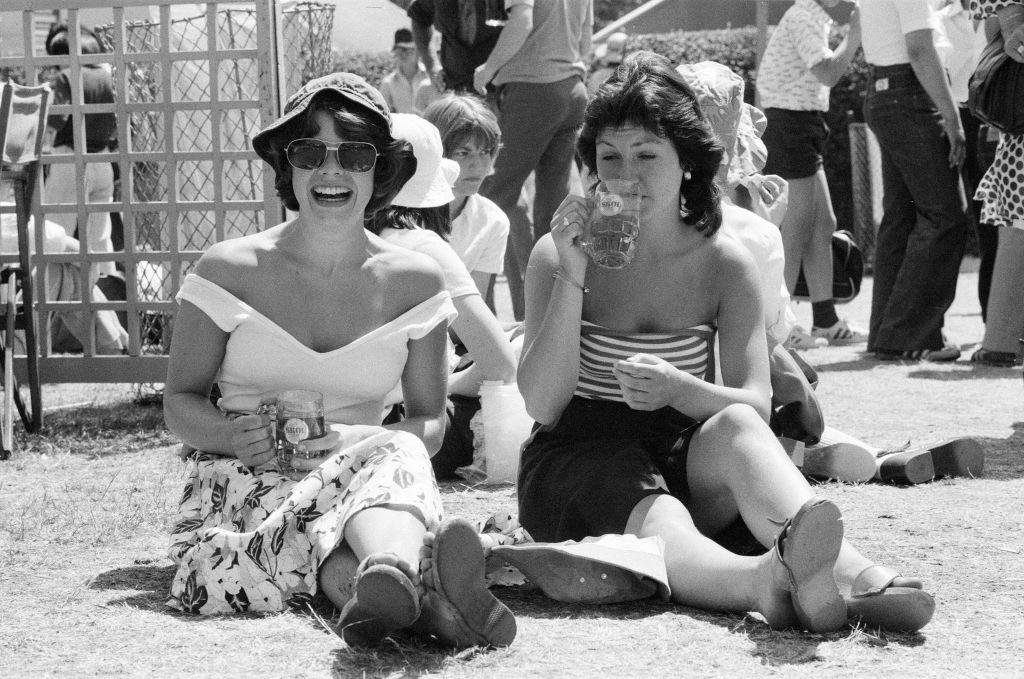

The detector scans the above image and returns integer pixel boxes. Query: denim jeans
[863,64,968,352]
[480,76,588,320]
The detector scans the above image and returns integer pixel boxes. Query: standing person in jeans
[474,0,592,320]
[756,0,865,350]
[860,0,968,361]
[43,22,118,289]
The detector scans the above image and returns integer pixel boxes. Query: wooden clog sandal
[876,438,985,484]
[336,552,420,647]
[428,518,516,647]
[771,497,847,633]
[845,565,935,633]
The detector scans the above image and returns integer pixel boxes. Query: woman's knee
[626,493,698,538]
[704,403,766,439]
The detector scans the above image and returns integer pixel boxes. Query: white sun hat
[391,113,459,208]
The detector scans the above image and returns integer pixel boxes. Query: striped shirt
[574,321,716,402]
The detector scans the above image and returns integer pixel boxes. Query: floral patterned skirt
[166,430,444,615]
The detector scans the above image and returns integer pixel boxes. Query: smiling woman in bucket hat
[162,72,515,650]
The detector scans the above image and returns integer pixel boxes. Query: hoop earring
[679,193,689,218]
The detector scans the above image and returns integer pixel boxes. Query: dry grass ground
[1,264,1022,678]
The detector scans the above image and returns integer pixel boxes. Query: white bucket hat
[390,113,459,208]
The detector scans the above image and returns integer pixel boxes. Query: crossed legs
[626,404,878,626]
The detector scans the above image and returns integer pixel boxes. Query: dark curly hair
[366,204,452,239]
[577,51,725,236]
[271,91,416,217]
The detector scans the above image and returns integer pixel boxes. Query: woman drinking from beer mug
[162,73,515,649]
[516,52,935,633]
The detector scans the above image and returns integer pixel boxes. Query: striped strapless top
[574,321,716,401]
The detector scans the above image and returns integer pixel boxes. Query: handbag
[968,32,1024,135]
[792,229,864,304]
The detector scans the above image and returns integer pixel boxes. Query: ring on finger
[1017,43,1024,57]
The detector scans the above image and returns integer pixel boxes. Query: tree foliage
[594,0,648,32]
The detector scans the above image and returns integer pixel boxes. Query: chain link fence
[94,2,334,355]
[848,122,882,270]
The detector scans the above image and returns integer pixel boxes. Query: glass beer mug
[263,390,327,476]
[581,179,641,270]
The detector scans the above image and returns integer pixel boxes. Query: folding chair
[0,81,51,458]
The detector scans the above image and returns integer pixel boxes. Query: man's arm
[408,0,443,89]
[473,2,534,94]
[808,7,862,87]
[905,28,966,168]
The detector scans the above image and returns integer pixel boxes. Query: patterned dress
[166,274,456,615]
[970,0,1024,229]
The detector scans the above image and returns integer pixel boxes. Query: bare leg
[625,493,797,628]
[981,227,1024,354]
[685,405,873,592]
[319,507,425,610]
[803,170,838,304]
[779,175,816,295]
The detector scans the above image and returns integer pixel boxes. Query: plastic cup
[581,179,641,270]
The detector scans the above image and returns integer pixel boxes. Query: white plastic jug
[478,380,533,484]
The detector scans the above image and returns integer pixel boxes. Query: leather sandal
[428,517,516,647]
[801,442,877,483]
[845,565,935,632]
[876,438,985,484]
[771,497,846,633]
[335,552,421,647]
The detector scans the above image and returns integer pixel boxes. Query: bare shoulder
[193,232,274,294]
[705,229,759,286]
[373,238,445,315]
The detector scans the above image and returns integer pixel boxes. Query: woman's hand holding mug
[550,194,592,277]
[227,412,276,468]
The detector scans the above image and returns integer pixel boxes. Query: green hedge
[333,25,872,236]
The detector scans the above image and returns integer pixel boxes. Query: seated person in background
[422,93,510,308]
[0,202,126,355]
[516,52,935,634]
[368,113,516,480]
[162,73,514,649]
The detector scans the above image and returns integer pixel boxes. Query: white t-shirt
[379,227,479,300]
[935,0,986,104]
[720,201,795,348]
[756,0,833,111]
[861,0,940,66]
[448,194,510,276]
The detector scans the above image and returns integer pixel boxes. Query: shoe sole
[779,499,846,633]
[877,439,984,484]
[846,586,935,632]
[930,438,984,477]
[433,518,517,647]
[338,563,420,647]
[802,443,877,483]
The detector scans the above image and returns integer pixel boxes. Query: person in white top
[859,0,969,361]
[422,93,511,305]
[162,74,515,648]
[368,113,516,480]
[756,0,866,348]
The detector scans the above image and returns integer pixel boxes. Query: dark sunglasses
[285,138,379,173]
